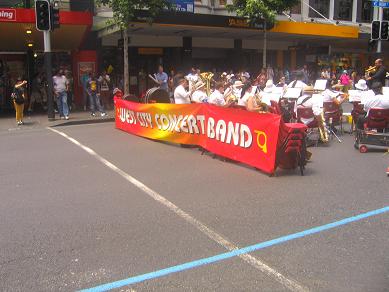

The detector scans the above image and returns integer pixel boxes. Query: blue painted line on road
[79,206,389,292]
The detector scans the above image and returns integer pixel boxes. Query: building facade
[0,0,95,110]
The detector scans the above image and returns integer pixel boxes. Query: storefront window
[334,0,352,21]
[357,0,373,23]
[309,0,330,18]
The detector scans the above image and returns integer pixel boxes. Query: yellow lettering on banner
[254,130,268,154]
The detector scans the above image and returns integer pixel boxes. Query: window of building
[334,0,352,21]
[308,0,330,18]
[357,0,373,23]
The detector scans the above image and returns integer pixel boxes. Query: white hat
[194,80,205,90]
[233,80,244,88]
[264,79,275,93]
[355,79,368,91]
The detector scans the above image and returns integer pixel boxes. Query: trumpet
[365,66,377,76]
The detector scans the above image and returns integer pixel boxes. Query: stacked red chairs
[276,123,308,176]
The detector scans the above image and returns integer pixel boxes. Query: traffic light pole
[44,30,55,120]
[377,6,383,53]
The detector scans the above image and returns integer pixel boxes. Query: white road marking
[47,127,309,292]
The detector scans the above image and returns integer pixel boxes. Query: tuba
[200,72,214,97]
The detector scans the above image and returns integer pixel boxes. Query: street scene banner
[115,99,282,174]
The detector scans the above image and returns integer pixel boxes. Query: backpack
[11,89,24,105]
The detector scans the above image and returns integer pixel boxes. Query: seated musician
[191,81,207,103]
[246,90,268,113]
[356,91,389,130]
[287,71,307,89]
[208,81,234,107]
[323,81,348,105]
[238,81,256,107]
[174,78,192,104]
[296,86,317,125]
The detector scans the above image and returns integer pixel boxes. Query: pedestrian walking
[11,77,27,125]
[52,70,70,120]
[87,73,106,117]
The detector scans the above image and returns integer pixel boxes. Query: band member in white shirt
[287,71,307,89]
[208,82,233,107]
[191,81,207,103]
[174,78,192,104]
[238,82,257,107]
[186,67,199,92]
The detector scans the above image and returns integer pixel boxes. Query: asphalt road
[0,121,388,292]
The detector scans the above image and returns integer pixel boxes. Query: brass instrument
[365,66,377,74]
[253,91,269,113]
[365,66,377,79]
[317,112,329,143]
[200,72,214,97]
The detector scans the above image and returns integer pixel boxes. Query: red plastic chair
[296,106,318,128]
[270,100,282,115]
[366,108,389,130]
[323,101,343,134]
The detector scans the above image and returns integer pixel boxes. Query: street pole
[377,5,383,53]
[44,30,55,120]
[263,28,267,69]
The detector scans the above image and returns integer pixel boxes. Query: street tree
[96,0,171,95]
[228,0,299,68]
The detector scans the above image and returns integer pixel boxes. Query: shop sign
[138,48,163,55]
[171,0,194,13]
[0,9,16,22]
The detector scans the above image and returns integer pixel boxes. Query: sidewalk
[0,109,115,132]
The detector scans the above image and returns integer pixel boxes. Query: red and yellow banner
[115,99,283,174]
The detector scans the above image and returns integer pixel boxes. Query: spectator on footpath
[11,77,27,125]
[87,73,106,117]
[53,69,69,120]
[98,70,111,110]
[81,72,90,111]
[156,65,168,91]
[339,70,351,92]
[65,70,74,111]
[28,73,45,113]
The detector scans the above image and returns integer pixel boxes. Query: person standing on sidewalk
[98,70,111,110]
[53,70,70,120]
[11,77,27,125]
[87,73,106,117]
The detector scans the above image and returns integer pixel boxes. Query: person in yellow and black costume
[11,78,27,126]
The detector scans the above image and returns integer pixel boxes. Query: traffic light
[35,0,51,31]
[50,5,60,30]
[371,20,380,40]
[381,21,389,40]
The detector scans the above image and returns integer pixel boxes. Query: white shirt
[287,80,307,89]
[208,89,226,106]
[52,75,68,93]
[321,89,340,102]
[362,95,389,115]
[174,85,191,104]
[186,73,199,92]
[238,86,256,107]
[191,90,207,103]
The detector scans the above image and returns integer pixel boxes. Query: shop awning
[0,8,93,51]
